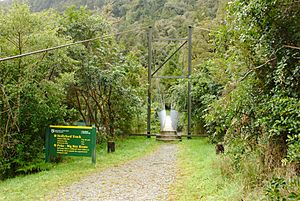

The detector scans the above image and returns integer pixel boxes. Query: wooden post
[107,141,115,153]
[92,127,96,164]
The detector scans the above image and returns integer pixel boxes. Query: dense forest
[0,0,299,199]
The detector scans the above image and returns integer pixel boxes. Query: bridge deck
[157,115,180,141]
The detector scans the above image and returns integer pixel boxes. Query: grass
[169,138,244,201]
[0,137,159,201]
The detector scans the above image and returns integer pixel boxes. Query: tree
[0,3,74,178]
[60,7,147,140]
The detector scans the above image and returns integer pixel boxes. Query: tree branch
[284,45,300,50]
[239,58,276,82]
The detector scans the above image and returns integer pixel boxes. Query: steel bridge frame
[0,25,193,139]
[147,26,192,139]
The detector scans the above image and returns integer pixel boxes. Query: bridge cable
[0,26,149,62]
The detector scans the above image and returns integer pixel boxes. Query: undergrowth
[169,138,300,200]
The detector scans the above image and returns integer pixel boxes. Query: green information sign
[45,125,96,164]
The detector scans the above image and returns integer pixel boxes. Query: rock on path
[48,144,178,201]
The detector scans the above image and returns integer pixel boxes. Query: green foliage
[257,95,300,140]
[169,0,300,198]
[196,0,300,199]
[204,0,300,166]
[1,0,106,12]
[171,63,222,134]
[0,4,298,201]
[59,7,146,138]
[0,3,73,179]
[285,134,300,164]
[265,176,300,200]
[0,2,147,179]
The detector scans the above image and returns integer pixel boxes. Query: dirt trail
[47,144,178,201]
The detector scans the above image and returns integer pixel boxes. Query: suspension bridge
[0,25,197,141]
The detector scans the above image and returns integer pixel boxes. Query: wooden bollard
[215,143,224,154]
[107,141,115,153]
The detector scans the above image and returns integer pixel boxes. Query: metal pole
[187,26,192,139]
[147,26,153,138]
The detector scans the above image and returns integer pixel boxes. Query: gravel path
[48,144,178,201]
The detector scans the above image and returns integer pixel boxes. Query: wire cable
[0,26,149,62]
[194,26,220,33]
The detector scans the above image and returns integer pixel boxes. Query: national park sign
[45,125,96,164]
